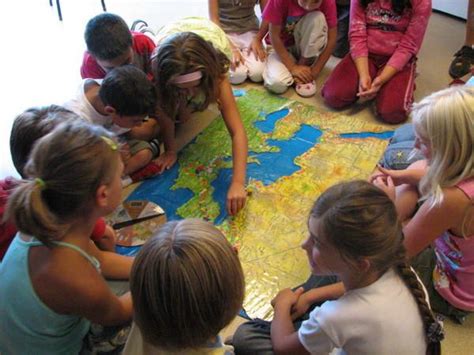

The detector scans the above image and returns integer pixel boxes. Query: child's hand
[248,38,266,61]
[290,291,312,321]
[372,175,396,201]
[154,151,177,173]
[370,166,425,187]
[290,65,313,84]
[231,48,245,70]
[359,76,383,99]
[357,74,373,98]
[227,182,247,216]
[271,287,305,312]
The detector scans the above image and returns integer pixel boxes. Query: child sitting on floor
[0,121,134,354]
[123,218,245,354]
[1,105,116,260]
[262,0,337,97]
[65,65,160,176]
[372,85,474,323]
[81,13,156,80]
[322,0,432,123]
[208,0,268,85]
[233,180,443,354]
[152,19,248,215]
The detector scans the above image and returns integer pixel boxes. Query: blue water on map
[340,131,394,139]
[254,108,290,133]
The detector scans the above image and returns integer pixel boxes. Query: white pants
[263,11,328,94]
[227,31,266,84]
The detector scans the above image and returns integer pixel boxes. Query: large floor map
[126,88,393,318]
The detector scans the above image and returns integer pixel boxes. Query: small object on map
[108,200,166,247]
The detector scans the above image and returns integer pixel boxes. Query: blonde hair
[5,121,119,246]
[311,180,443,352]
[152,32,230,120]
[412,85,474,206]
[130,218,245,350]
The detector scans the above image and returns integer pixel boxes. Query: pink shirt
[349,0,431,71]
[263,0,337,46]
[433,178,474,311]
[80,32,155,80]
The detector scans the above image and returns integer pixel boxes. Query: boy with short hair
[1,105,116,260]
[81,13,155,80]
[65,65,160,176]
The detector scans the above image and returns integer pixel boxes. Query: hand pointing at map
[227,181,247,215]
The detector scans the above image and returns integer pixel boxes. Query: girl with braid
[233,180,443,354]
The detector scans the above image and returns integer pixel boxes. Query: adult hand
[153,150,177,174]
[248,38,266,61]
[290,65,313,84]
[226,181,247,216]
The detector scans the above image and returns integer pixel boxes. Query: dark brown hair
[131,219,245,350]
[152,32,230,120]
[311,180,443,354]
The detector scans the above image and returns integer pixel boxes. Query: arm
[88,241,134,280]
[404,187,468,258]
[154,113,178,172]
[310,27,337,79]
[271,288,310,355]
[93,225,116,252]
[354,56,372,94]
[208,0,220,25]
[249,0,270,61]
[291,282,345,320]
[218,78,248,215]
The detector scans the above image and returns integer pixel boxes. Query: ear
[95,184,110,208]
[104,105,117,115]
[358,258,371,273]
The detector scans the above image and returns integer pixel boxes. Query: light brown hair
[6,121,119,246]
[130,218,245,350]
[9,105,80,177]
[152,32,230,120]
[311,180,443,354]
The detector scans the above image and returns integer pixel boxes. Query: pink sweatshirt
[349,0,431,71]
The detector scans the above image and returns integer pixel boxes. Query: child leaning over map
[152,17,249,216]
[65,65,161,176]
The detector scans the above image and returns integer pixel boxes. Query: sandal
[449,45,474,79]
[295,81,317,98]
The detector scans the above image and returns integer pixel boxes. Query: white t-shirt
[64,79,130,136]
[298,268,427,355]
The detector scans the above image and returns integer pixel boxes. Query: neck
[341,269,384,291]
[60,215,99,247]
[84,80,108,115]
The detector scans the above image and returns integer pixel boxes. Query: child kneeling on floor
[123,218,245,355]
[0,121,133,354]
[233,180,443,355]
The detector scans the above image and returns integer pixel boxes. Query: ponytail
[395,247,444,355]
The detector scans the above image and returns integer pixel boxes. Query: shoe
[295,81,317,97]
[449,45,474,78]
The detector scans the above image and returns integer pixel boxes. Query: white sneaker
[295,81,317,97]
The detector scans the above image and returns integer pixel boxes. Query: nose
[301,236,311,251]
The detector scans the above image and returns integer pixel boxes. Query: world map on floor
[123,88,393,318]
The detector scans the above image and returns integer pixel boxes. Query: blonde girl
[373,85,474,322]
[233,180,442,354]
[0,121,133,354]
[123,218,245,354]
[153,25,248,216]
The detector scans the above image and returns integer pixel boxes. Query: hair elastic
[35,178,46,190]
[168,71,202,85]
[101,136,118,151]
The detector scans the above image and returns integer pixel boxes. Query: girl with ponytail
[234,180,442,354]
[0,121,133,354]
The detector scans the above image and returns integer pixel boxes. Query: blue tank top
[0,234,100,355]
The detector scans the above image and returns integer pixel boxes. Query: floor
[0,1,472,353]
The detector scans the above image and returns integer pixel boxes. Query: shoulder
[320,0,338,27]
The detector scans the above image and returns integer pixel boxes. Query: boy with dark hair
[1,106,116,260]
[81,13,155,80]
[65,65,160,176]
